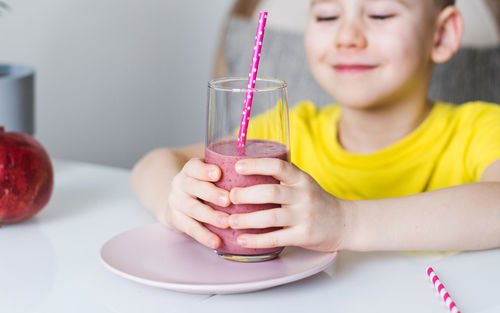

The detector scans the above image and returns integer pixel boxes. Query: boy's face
[305,0,441,109]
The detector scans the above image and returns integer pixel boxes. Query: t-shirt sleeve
[464,103,500,180]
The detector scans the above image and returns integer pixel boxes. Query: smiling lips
[333,64,378,73]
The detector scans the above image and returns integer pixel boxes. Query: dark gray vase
[0,64,34,135]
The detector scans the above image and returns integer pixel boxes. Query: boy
[131,0,500,252]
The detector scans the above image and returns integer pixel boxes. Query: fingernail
[235,161,246,173]
[217,215,228,228]
[219,194,228,206]
[229,189,238,204]
[209,169,218,181]
[229,216,238,228]
[209,238,219,249]
[237,237,247,247]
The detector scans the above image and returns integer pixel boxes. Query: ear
[431,6,464,64]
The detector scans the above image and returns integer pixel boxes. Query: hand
[228,158,349,252]
[167,158,231,249]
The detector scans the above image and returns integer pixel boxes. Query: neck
[337,96,433,154]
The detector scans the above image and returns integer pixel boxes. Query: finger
[228,208,293,229]
[237,228,298,249]
[180,198,229,228]
[174,211,221,249]
[235,158,301,184]
[182,158,221,182]
[230,184,295,205]
[182,177,230,207]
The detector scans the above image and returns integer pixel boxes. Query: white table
[1,160,499,313]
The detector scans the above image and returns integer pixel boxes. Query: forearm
[131,148,188,219]
[343,182,500,251]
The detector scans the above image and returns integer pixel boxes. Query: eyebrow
[310,0,334,7]
[311,0,409,7]
[368,0,410,6]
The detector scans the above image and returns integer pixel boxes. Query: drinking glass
[205,77,290,262]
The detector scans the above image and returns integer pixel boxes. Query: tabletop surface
[1,160,499,313]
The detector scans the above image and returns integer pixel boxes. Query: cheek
[371,27,427,70]
[375,29,411,59]
[304,26,330,65]
[304,31,314,62]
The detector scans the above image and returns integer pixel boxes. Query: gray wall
[0,0,234,168]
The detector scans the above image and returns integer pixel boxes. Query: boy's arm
[131,143,204,222]
[345,159,500,251]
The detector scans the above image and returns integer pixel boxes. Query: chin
[328,81,401,111]
[330,91,383,111]
[319,79,376,106]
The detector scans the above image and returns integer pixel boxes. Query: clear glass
[205,77,290,262]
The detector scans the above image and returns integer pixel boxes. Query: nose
[334,19,367,50]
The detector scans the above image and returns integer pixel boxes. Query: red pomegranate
[0,126,54,224]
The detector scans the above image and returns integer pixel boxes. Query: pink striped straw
[236,11,268,155]
[426,267,461,313]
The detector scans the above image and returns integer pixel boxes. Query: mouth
[332,64,378,73]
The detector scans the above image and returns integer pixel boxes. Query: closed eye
[369,14,395,20]
[316,16,339,22]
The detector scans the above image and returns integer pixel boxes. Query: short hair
[435,0,456,8]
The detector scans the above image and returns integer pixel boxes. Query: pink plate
[100,223,336,294]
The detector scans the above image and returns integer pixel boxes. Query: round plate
[100,223,336,294]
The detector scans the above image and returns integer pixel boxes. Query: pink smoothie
[204,139,289,256]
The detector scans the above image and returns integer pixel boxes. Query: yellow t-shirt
[247,101,500,200]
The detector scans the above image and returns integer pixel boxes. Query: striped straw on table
[426,267,461,313]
